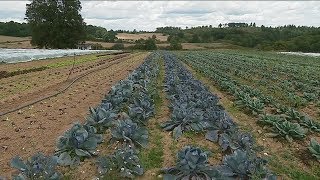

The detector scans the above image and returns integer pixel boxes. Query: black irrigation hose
[0,55,130,117]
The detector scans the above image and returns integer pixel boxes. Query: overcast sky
[0,1,319,31]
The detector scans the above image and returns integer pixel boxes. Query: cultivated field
[0,52,148,178]
[0,35,30,43]
[1,50,319,179]
[116,33,168,42]
[1,35,236,50]
[0,35,33,49]
[176,50,320,179]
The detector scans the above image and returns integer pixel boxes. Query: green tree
[111,43,125,50]
[25,0,85,49]
[103,30,118,42]
[191,34,200,43]
[169,39,182,50]
[144,38,157,50]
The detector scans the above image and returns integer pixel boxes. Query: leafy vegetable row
[8,52,160,179]
[160,52,275,179]
[178,51,320,142]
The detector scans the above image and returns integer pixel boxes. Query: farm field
[1,35,236,50]
[0,52,149,178]
[175,50,320,179]
[0,35,30,43]
[1,50,320,179]
[116,33,168,42]
[0,35,33,49]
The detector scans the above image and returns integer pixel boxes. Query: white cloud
[0,1,319,30]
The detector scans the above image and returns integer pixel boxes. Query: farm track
[0,53,132,114]
[182,61,320,179]
[137,56,173,180]
[0,52,148,178]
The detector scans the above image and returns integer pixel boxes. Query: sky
[0,1,319,31]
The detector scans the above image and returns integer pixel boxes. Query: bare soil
[0,35,33,49]
[0,52,148,178]
[0,35,30,43]
[116,33,168,42]
[0,53,129,102]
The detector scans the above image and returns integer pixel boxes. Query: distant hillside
[0,21,30,37]
[1,21,319,52]
[156,24,320,52]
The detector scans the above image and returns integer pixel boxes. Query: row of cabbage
[215,51,320,106]
[182,51,320,108]
[7,52,160,179]
[178,51,320,143]
[159,52,276,179]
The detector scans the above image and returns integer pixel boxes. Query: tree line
[0,0,319,52]
[156,24,320,52]
[0,21,30,37]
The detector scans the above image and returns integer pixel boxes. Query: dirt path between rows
[0,53,148,178]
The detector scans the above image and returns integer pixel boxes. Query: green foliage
[55,123,103,166]
[128,95,155,124]
[287,93,307,108]
[25,0,86,48]
[139,132,164,169]
[97,146,144,179]
[132,38,157,50]
[259,114,284,126]
[177,50,320,141]
[156,25,320,52]
[161,107,211,139]
[269,121,306,142]
[85,106,117,133]
[309,138,320,160]
[111,43,125,50]
[0,21,30,37]
[91,43,105,50]
[10,153,60,180]
[161,146,225,180]
[144,38,157,50]
[234,91,264,116]
[217,150,275,179]
[169,36,183,50]
[110,115,149,148]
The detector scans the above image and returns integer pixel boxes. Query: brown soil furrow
[0,53,130,101]
[0,53,133,113]
[159,99,175,168]
[0,53,148,178]
[157,62,175,169]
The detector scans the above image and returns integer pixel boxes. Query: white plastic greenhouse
[0,48,116,63]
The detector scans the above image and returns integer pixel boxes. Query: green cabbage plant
[217,150,276,179]
[10,153,60,180]
[55,123,103,166]
[110,115,148,148]
[267,121,306,142]
[309,138,320,160]
[96,146,144,178]
[85,106,117,133]
[161,146,225,180]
